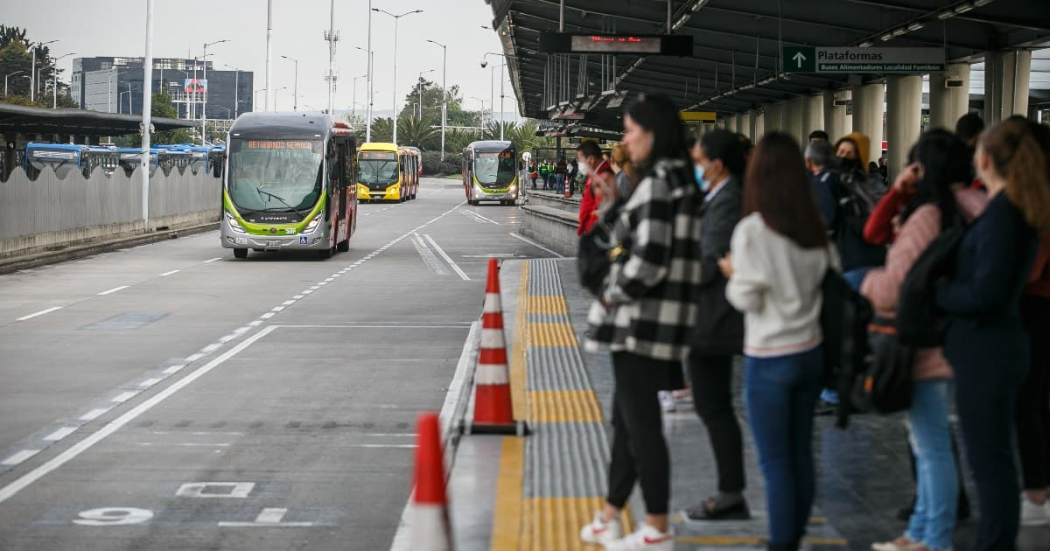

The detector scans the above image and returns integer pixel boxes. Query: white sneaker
[1020,493,1050,526]
[604,523,675,550]
[580,512,622,545]
[658,391,676,413]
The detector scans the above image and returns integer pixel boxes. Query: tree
[396,112,438,150]
[0,27,61,107]
[482,120,554,157]
[369,117,394,143]
[118,90,193,146]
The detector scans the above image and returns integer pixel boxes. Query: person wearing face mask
[576,141,614,236]
[682,129,751,521]
[829,132,887,290]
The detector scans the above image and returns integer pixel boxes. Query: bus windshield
[358,151,400,186]
[227,139,323,215]
[474,151,516,186]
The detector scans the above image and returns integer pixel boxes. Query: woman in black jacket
[683,129,750,520]
[935,118,1050,550]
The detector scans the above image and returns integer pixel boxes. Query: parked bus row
[23,142,226,180]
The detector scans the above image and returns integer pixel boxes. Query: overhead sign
[550,111,586,121]
[783,47,946,74]
[539,33,692,57]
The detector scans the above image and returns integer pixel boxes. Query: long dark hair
[743,132,828,249]
[899,129,970,229]
[624,94,690,175]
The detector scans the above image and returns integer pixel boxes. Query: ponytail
[980,119,1050,231]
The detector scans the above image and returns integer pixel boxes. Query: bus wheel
[233,249,248,259]
[337,239,350,253]
[469,200,479,206]
[318,247,333,260]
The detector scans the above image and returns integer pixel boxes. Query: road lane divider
[159,270,180,277]
[15,306,63,322]
[97,286,129,296]
[508,232,564,258]
[423,235,470,281]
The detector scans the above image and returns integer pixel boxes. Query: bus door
[334,138,356,241]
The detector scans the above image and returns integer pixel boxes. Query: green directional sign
[783,47,946,74]
[783,46,816,73]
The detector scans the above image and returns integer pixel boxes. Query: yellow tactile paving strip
[490,436,525,550]
[676,536,848,546]
[509,263,529,421]
[528,390,603,423]
[528,295,569,315]
[521,497,634,551]
[528,322,578,347]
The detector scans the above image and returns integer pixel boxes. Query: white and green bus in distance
[462,140,518,206]
[221,112,358,260]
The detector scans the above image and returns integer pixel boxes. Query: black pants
[687,353,746,493]
[1019,295,1050,490]
[956,353,1026,550]
[607,351,672,515]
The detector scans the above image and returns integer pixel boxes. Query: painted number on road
[73,507,153,526]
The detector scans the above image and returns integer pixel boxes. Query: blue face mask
[694,163,711,191]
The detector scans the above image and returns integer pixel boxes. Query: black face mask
[836,156,860,173]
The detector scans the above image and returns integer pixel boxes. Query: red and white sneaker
[579,512,622,545]
[604,523,675,550]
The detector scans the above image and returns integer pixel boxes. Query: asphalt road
[0,179,551,550]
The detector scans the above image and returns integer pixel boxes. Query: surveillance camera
[480,60,488,69]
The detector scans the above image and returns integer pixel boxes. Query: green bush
[421,150,461,176]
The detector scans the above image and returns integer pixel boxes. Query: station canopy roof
[0,104,195,137]
[489,0,1050,133]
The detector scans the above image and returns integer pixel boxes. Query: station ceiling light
[880,33,894,41]
[974,0,995,5]
[908,22,925,31]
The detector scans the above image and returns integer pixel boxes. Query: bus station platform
[443,258,1050,551]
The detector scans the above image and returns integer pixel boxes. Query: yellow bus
[357,142,418,202]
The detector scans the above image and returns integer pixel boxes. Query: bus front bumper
[357,185,400,201]
[472,184,518,202]
[220,216,330,251]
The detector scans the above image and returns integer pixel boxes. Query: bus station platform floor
[446,258,1050,551]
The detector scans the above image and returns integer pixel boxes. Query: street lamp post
[202,39,229,145]
[4,71,24,96]
[29,39,57,103]
[352,73,367,119]
[274,86,288,111]
[373,7,423,144]
[355,46,375,141]
[482,52,510,141]
[254,88,265,111]
[280,55,299,111]
[425,40,447,159]
[470,96,487,128]
[119,90,130,114]
[51,52,75,109]
[223,64,240,118]
[417,69,435,121]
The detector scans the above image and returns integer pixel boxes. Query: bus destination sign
[539,33,692,57]
[245,140,314,150]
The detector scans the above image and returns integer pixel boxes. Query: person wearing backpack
[831,132,888,289]
[721,133,833,551]
[936,119,1050,550]
[862,130,988,551]
[683,129,750,521]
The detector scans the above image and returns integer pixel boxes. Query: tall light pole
[483,51,511,141]
[265,0,273,112]
[224,64,240,118]
[417,68,435,121]
[352,73,367,120]
[365,0,373,141]
[274,86,288,111]
[280,55,299,111]
[470,96,487,128]
[142,0,155,230]
[202,39,229,145]
[425,39,447,159]
[325,0,339,114]
[4,71,23,96]
[29,39,58,103]
[51,52,75,109]
[254,88,265,111]
[373,7,423,144]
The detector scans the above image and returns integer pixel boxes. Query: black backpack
[833,171,887,237]
[896,223,966,347]
[819,265,875,428]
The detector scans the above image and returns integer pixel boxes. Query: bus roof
[360,142,398,152]
[468,140,513,152]
[228,112,341,140]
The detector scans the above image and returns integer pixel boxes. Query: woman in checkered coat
[579,95,704,551]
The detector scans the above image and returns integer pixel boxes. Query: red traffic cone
[409,412,453,551]
[471,259,518,434]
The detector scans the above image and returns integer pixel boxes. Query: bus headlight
[304,213,323,233]
[226,212,246,234]
[509,185,517,194]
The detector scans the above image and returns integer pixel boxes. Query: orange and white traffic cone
[408,412,454,551]
[470,259,524,435]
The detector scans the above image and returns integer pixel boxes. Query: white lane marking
[350,444,418,448]
[177,482,254,498]
[423,234,470,281]
[97,286,129,296]
[508,232,565,258]
[282,300,296,306]
[185,353,204,362]
[43,427,78,442]
[139,378,162,389]
[201,343,222,354]
[248,320,263,327]
[111,391,139,403]
[218,507,315,527]
[260,312,276,319]
[278,324,471,329]
[137,442,231,447]
[1,450,41,467]
[0,326,278,505]
[218,334,236,344]
[301,289,314,295]
[163,364,186,375]
[293,295,304,300]
[79,408,109,422]
[204,257,222,263]
[160,270,181,277]
[464,209,500,225]
[16,307,63,322]
[390,320,479,551]
[271,306,285,312]
[232,327,251,335]
[324,277,335,282]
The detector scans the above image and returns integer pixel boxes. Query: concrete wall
[0,166,221,260]
[520,204,579,257]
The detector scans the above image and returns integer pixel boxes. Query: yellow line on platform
[529,295,569,315]
[510,263,529,422]
[675,536,848,547]
[521,496,634,551]
[529,322,578,347]
[490,436,525,551]
[529,390,604,423]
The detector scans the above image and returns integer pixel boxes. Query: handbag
[819,253,874,428]
[851,319,913,415]
[577,219,625,297]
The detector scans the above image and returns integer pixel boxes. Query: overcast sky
[6,0,519,117]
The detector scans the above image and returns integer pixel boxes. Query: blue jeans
[556,174,565,194]
[905,380,958,550]
[843,267,872,292]
[745,346,824,546]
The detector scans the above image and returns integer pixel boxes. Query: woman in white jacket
[719,132,833,551]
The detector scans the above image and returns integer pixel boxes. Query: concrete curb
[0,222,220,275]
[520,204,579,257]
